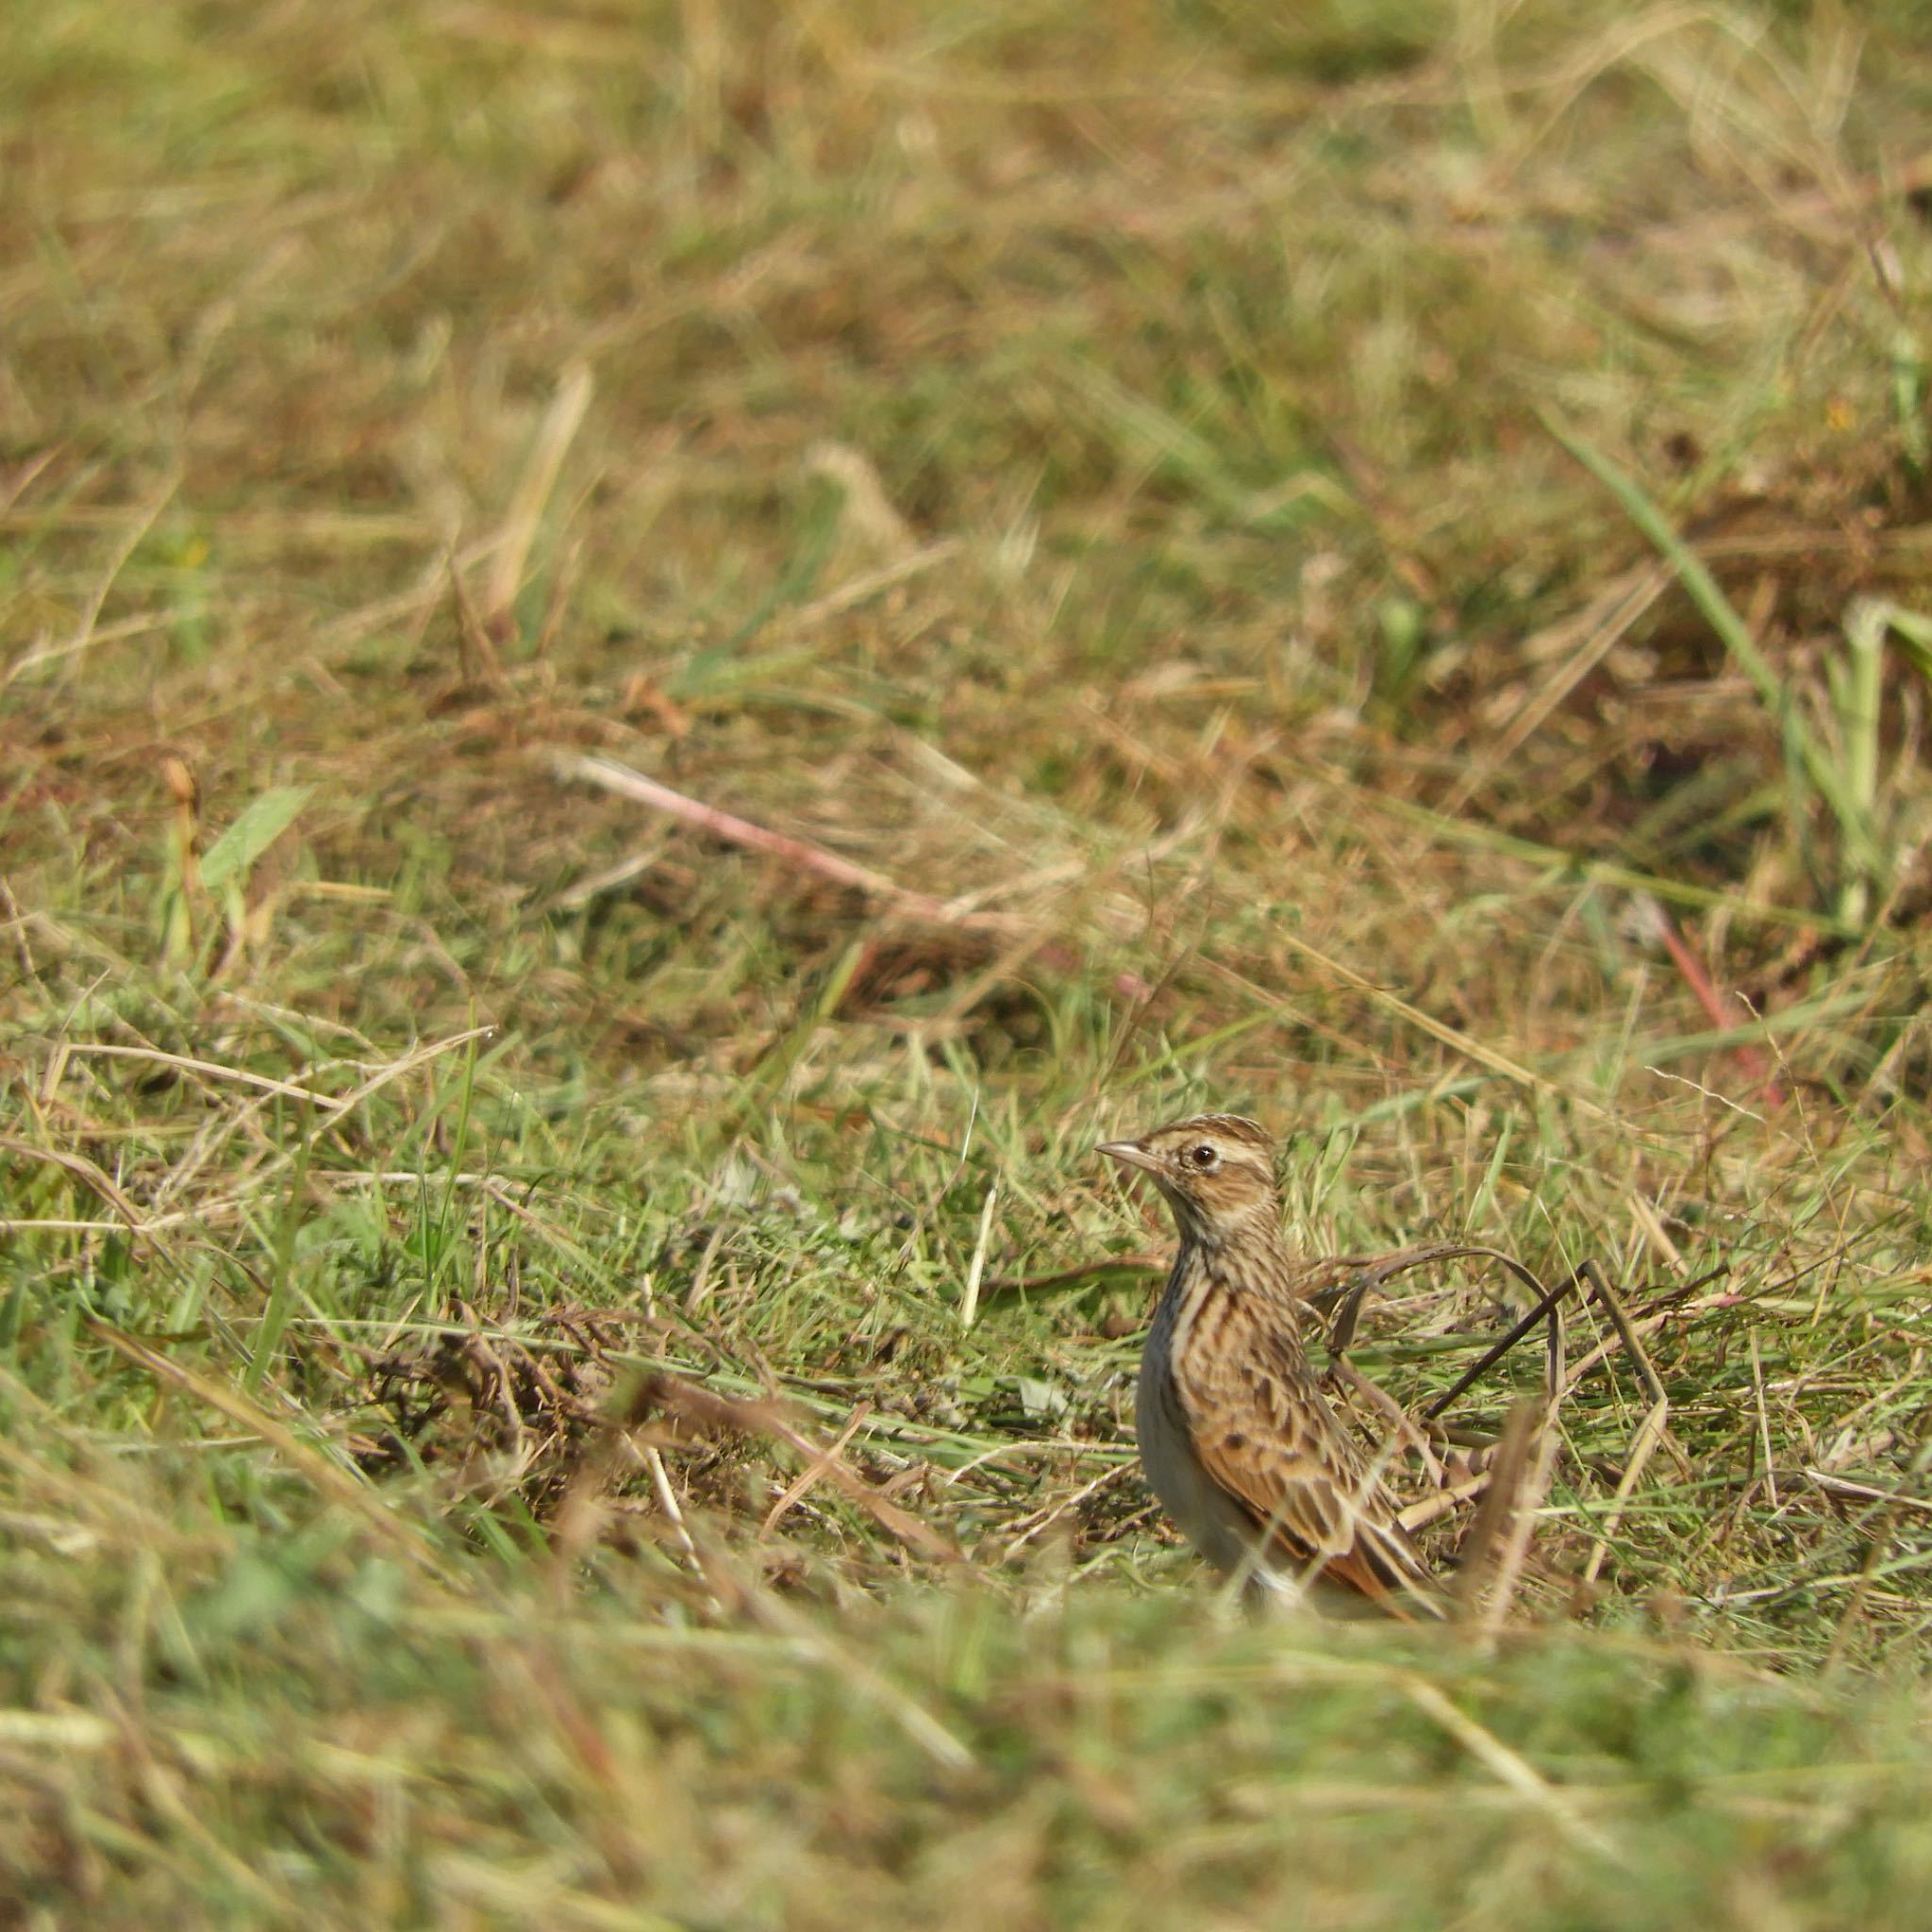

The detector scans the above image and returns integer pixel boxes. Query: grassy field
[9,1,1932,1924]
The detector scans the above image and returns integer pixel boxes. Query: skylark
[1099,1112,1444,1618]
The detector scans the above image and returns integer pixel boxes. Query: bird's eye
[1189,1143,1219,1169]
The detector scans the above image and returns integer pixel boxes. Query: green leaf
[199,786,313,891]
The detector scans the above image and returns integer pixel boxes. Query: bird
[1098,1111,1444,1618]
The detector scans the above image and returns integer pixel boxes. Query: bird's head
[1097,1112,1280,1247]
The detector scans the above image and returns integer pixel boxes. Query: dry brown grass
[9,1,1932,1923]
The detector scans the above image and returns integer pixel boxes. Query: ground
[8,3,1932,1926]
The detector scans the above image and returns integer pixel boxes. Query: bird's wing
[1175,1305,1444,1618]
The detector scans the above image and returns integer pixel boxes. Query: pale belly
[1135,1338,1272,1578]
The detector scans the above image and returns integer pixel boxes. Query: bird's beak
[1096,1139,1159,1174]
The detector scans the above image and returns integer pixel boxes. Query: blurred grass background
[9,1,1932,1924]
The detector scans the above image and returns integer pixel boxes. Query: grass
[8,0,1932,1923]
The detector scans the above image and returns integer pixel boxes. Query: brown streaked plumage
[1098,1112,1443,1618]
